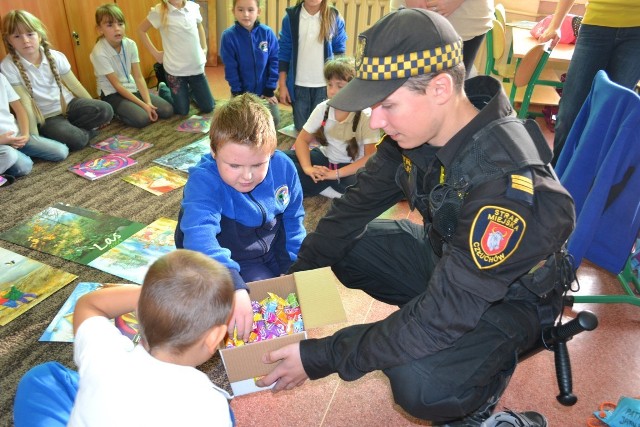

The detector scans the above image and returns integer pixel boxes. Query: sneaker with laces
[481,409,548,427]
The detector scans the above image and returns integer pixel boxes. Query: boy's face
[214,142,272,193]
[233,0,260,31]
[326,77,349,100]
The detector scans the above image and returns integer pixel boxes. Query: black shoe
[0,174,15,187]
[481,409,548,426]
[442,372,513,426]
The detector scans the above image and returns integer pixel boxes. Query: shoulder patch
[275,185,290,208]
[506,169,534,206]
[469,206,526,269]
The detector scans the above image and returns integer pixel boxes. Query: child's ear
[204,324,228,354]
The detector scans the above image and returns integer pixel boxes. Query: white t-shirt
[0,73,20,135]
[391,0,493,41]
[147,1,206,76]
[295,6,326,88]
[0,48,75,117]
[69,316,232,427]
[303,100,379,164]
[90,37,139,97]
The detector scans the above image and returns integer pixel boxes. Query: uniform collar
[436,75,513,168]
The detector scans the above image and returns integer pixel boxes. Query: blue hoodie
[179,150,305,291]
[220,21,279,97]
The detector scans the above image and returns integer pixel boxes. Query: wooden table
[510,27,575,65]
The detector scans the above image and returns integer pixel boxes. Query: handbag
[530,14,583,44]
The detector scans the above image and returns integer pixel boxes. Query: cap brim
[327,76,408,112]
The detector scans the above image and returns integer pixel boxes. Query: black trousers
[332,219,542,421]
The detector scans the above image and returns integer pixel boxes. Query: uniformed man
[256,8,575,426]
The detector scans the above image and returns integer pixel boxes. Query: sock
[319,187,343,199]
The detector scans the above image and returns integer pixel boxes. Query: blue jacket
[556,70,640,273]
[220,21,279,97]
[278,4,347,103]
[180,150,305,291]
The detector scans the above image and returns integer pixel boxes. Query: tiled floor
[205,66,640,426]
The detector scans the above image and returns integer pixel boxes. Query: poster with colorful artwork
[69,154,137,181]
[39,282,139,342]
[152,137,209,173]
[122,166,187,195]
[91,135,153,156]
[0,247,77,326]
[0,203,146,265]
[176,114,212,133]
[88,218,177,284]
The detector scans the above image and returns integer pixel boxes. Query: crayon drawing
[177,114,212,133]
[69,154,137,181]
[91,135,153,156]
[0,203,146,265]
[152,137,209,173]
[88,218,177,284]
[40,282,139,342]
[0,247,77,326]
[122,166,187,195]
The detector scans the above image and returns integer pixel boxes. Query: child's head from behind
[138,249,234,359]
[95,3,126,45]
[324,56,355,100]
[210,93,276,193]
[1,10,48,57]
[232,0,261,32]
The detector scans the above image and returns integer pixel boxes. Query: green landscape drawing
[0,203,146,265]
[0,247,77,326]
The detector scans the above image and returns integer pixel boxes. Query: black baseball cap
[328,8,462,112]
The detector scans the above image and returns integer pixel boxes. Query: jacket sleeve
[331,12,347,55]
[280,153,306,271]
[264,28,280,96]
[220,29,244,95]
[300,172,575,381]
[290,138,404,272]
[278,15,292,73]
[181,168,247,291]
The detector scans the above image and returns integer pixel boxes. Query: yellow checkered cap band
[357,40,463,81]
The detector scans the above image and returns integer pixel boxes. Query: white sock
[319,187,343,199]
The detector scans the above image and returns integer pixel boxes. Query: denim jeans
[292,86,327,131]
[39,98,114,151]
[102,91,174,128]
[552,24,640,164]
[4,134,69,177]
[163,72,214,116]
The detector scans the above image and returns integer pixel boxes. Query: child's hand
[262,95,278,105]
[144,103,159,122]
[0,131,27,148]
[302,165,328,183]
[228,289,253,342]
[278,85,291,106]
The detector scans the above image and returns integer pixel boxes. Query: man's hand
[228,289,253,342]
[255,343,309,392]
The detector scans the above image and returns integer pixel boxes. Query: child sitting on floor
[90,4,173,128]
[175,93,305,345]
[14,249,236,427]
[284,56,379,198]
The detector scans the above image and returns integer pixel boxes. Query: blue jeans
[102,91,174,128]
[552,24,640,164]
[4,134,69,177]
[292,86,327,131]
[163,72,214,116]
[39,97,114,151]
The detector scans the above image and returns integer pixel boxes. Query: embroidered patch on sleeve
[275,185,290,208]
[469,205,526,269]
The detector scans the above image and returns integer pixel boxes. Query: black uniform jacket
[290,76,576,381]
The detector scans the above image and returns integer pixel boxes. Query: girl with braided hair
[284,56,379,198]
[1,10,113,152]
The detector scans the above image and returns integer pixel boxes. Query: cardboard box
[220,267,347,396]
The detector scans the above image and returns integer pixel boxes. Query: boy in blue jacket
[220,0,280,126]
[175,93,305,343]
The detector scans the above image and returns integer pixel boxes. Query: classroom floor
[205,66,640,427]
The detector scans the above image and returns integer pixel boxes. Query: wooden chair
[502,43,563,119]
